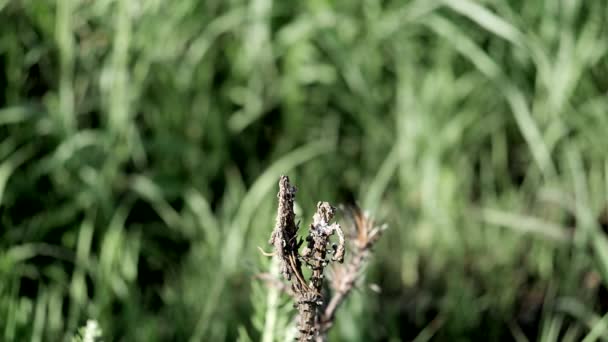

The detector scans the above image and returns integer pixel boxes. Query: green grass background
[1,0,608,340]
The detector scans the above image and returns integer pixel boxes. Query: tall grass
[1,0,607,340]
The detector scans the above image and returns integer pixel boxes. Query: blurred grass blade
[539,315,564,342]
[184,188,220,244]
[363,143,400,214]
[36,130,104,174]
[591,235,608,287]
[426,14,555,178]
[55,0,75,134]
[479,208,569,242]
[31,290,47,342]
[582,312,608,342]
[503,85,556,178]
[261,258,280,342]
[411,316,444,342]
[558,298,608,342]
[443,0,523,46]
[0,144,35,207]
[0,106,37,125]
[131,176,183,232]
[424,14,501,82]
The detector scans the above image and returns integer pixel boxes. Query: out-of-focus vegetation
[1,0,608,341]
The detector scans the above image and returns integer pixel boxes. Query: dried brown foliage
[263,176,386,341]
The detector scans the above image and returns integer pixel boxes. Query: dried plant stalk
[269,176,306,288]
[265,176,385,341]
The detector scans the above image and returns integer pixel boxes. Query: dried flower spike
[264,176,384,342]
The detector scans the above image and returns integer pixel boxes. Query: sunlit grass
[1,0,607,340]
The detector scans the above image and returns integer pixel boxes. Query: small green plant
[71,320,103,342]
[261,176,385,341]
